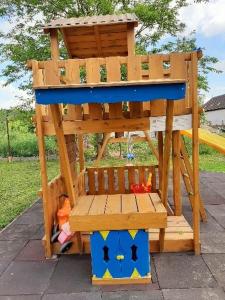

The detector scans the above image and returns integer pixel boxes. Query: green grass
[0,149,225,230]
[0,160,59,229]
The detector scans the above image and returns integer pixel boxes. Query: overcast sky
[0,0,225,109]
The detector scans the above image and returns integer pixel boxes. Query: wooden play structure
[29,13,207,285]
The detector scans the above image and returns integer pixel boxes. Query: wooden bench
[69,192,167,231]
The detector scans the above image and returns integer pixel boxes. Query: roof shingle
[203,94,225,112]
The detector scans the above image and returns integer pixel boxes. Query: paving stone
[203,254,225,287]
[15,240,46,261]
[153,253,217,289]
[99,282,159,293]
[43,293,102,300]
[101,290,163,300]
[0,261,56,295]
[0,240,27,262]
[201,232,225,253]
[0,261,10,276]
[46,255,99,293]
[0,296,41,300]
[32,225,44,240]
[0,224,42,241]
[200,185,225,205]
[162,288,225,300]
[205,205,225,228]
[14,210,43,225]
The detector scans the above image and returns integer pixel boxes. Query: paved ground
[0,171,225,299]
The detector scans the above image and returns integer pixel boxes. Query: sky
[0,0,225,109]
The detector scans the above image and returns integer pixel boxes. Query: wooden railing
[85,165,158,195]
[30,52,199,125]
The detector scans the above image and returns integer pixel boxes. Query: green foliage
[0,0,212,100]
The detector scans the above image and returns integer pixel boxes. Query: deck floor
[69,193,167,231]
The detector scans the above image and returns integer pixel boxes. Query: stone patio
[0,171,225,299]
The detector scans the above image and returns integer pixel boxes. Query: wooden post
[191,52,200,255]
[36,105,52,258]
[78,134,85,171]
[160,100,174,252]
[50,29,59,60]
[158,131,163,192]
[127,23,135,56]
[172,131,182,215]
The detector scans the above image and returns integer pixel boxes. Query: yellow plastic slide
[182,128,225,155]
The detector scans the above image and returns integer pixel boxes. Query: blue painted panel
[35,83,186,105]
[90,230,150,279]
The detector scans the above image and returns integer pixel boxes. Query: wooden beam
[127,23,135,55]
[144,131,159,160]
[93,133,111,167]
[50,104,76,207]
[78,134,85,171]
[172,131,182,215]
[158,131,164,191]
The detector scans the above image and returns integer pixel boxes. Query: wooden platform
[69,193,167,231]
[47,215,194,254]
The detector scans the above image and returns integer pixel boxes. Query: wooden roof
[43,14,138,58]
[43,14,138,31]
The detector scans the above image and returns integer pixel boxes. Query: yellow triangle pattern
[99,230,110,240]
[128,230,138,239]
[131,268,141,279]
[103,269,112,279]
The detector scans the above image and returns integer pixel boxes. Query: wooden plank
[50,29,59,60]
[158,131,163,191]
[105,57,122,119]
[148,55,165,116]
[89,195,108,215]
[72,195,94,215]
[105,194,121,214]
[87,168,96,194]
[127,167,135,188]
[121,194,137,214]
[150,193,166,213]
[172,131,182,215]
[136,193,155,213]
[92,277,151,285]
[78,134,85,171]
[138,166,145,184]
[107,168,115,194]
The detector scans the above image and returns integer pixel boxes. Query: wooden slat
[138,166,145,184]
[87,168,96,194]
[127,56,143,118]
[121,194,137,213]
[89,195,107,215]
[136,193,155,213]
[97,169,105,194]
[105,57,122,119]
[117,167,125,194]
[107,168,115,194]
[148,55,165,116]
[127,167,135,188]
[170,53,187,115]
[105,194,121,214]
[85,58,102,120]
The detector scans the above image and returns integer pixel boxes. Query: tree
[0,0,217,103]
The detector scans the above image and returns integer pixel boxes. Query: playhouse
[29,13,206,285]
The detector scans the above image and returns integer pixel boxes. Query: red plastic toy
[130,173,152,194]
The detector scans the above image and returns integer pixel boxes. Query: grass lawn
[0,151,225,230]
[0,160,59,229]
